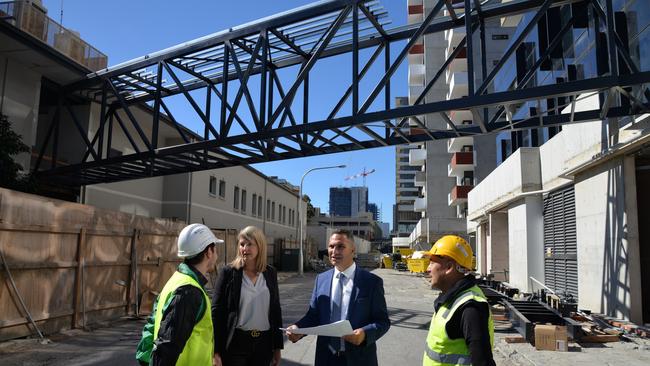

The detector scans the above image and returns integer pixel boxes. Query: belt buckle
[250,329,261,338]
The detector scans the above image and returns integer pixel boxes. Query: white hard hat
[177,224,223,258]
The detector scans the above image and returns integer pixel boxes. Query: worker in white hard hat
[422,235,494,366]
[137,223,223,366]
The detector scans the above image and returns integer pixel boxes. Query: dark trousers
[323,350,348,366]
[224,329,273,366]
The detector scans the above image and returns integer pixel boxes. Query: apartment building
[403,0,515,247]
[467,1,650,324]
[393,97,422,237]
[329,186,368,217]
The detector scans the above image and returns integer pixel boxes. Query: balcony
[414,171,426,187]
[444,27,466,53]
[0,1,107,71]
[448,184,473,206]
[445,46,467,74]
[407,0,424,25]
[409,85,425,105]
[409,148,426,166]
[408,64,426,86]
[409,218,429,245]
[449,110,473,125]
[500,0,523,27]
[447,72,468,100]
[408,43,424,65]
[398,203,415,212]
[414,197,427,212]
[447,136,474,153]
[448,152,474,177]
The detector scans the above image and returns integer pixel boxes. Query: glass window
[252,194,257,216]
[219,180,226,198]
[266,199,271,219]
[209,176,217,195]
[241,190,247,213]
[272,202,276,221]
[258,196,263,217]
[234,187,240,210]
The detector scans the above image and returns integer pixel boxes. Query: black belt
[235,328,270,338]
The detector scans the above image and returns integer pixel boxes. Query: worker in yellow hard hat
[422,235,495,366]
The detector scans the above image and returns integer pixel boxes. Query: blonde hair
[230,226,267,272]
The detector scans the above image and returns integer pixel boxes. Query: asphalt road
[0,268,441,366]
[4,267,648,365]
[280,268,438,365]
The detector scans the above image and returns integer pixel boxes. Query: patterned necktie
[330,272,345,353]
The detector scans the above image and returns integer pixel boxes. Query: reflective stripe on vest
[423,285,494,366]
[153,270,213,366]
[424,347,472,365]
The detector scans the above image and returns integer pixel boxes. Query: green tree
[0,114,31,190]
[303,194,316,221]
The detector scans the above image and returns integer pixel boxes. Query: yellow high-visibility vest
[423,285,494,366]
[153,269,213,366]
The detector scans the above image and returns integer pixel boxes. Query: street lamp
[297,164,346,276]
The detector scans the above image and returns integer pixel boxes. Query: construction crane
[344,167,376,187]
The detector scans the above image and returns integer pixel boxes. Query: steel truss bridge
[30,0,650,186]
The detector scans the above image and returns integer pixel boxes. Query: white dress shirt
[331,262,356,322]
[236,272,270,331]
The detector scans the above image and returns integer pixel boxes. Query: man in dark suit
[286,229,390,366]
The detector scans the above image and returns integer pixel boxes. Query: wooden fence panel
[0,188,185,341]
[0,188,285,341]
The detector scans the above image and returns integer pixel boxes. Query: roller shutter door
[543,185,578,300]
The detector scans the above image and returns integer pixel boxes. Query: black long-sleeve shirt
[151,264,208,366]
[433,276,495,366]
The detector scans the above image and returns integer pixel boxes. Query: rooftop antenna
[59,0,63,25]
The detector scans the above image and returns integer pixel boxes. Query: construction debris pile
[478,278,650,351]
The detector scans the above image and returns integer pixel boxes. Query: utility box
[280,249,299,271]
[534,324,568,351]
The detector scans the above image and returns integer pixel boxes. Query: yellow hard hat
[425,235,474,270]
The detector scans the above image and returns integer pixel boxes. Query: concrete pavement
[2,267,650,365]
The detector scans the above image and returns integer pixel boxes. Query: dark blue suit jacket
[295,266,390,366]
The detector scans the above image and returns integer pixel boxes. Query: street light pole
[298,164,346,276]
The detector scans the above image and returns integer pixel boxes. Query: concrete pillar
[475,221,488,275]
[575,156,643,322]
[488,212,509,282]
[507,196,544,291]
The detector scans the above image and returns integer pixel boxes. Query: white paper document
[280,320,353,337]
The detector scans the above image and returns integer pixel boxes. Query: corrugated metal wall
[543,185,578,300]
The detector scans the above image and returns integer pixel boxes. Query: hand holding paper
[282,320,354,338]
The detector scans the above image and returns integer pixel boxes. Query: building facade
[0,0,305,243]
[393,96,422,237]
[467,1,650,324]
[402,0,515,247]
[329,186,368,217]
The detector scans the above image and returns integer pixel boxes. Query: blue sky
[43,0,409,229]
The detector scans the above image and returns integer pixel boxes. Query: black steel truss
[29,0,650,186]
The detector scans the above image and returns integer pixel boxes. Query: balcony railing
[409,148,426,166]
[414,197,426,212]
[448,152,474,177]
[0,1,107,71]
[447,136,474,153]
[448,184,473,206]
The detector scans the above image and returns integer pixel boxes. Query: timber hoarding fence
[0,188,241,341]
